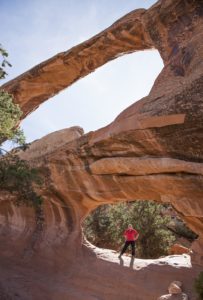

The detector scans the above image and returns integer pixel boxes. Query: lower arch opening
[82,200,198,259]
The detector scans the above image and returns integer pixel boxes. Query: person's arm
[123,230,127,240]
[135,231,139,241]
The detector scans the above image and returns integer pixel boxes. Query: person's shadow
[119,256,135,268]
[130,256,135,269]
[119,257,124,266]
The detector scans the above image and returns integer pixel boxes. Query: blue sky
[0,0,163,143]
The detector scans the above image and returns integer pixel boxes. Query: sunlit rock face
[0,0,203,299]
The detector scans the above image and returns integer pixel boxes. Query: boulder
[168,282,182,294]
[169,244,191,255]
[158,293,188,300]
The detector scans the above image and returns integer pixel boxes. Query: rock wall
[0,0,203,299]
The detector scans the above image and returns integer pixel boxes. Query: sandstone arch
[0,0,203,299]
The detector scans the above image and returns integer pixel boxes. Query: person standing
[118,224,139,258]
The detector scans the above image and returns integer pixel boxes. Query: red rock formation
[0,0,203,299]
[169,244,191,255]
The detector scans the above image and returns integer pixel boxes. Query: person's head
[128,224,133,229]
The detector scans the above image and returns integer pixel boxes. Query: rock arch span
[0,0,203,299]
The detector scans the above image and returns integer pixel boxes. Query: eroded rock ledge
[90,157,203,176]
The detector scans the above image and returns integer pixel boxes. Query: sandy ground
[91,245,191,270]
[0,243,201,300]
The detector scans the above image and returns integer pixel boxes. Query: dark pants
[120,241,135,256]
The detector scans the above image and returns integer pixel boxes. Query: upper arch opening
[20,49,163,143]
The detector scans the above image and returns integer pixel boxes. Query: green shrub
[0,44,25,145]
[0,90,25,145]
[194,272,203,300]
[83,201,176,258]
[0,44,42,208]
[174,220,198,240]
[0,153,43,207]
[0,44,11,79]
